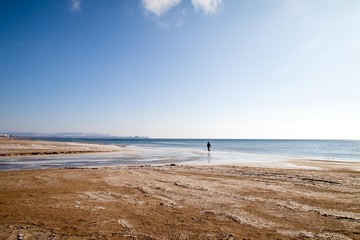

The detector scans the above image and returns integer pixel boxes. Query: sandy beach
[0,138,124,157]
[0,139,360,239]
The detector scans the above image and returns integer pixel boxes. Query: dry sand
[1,165,359,239]
[1,138,360,239]
[0,138,123,157]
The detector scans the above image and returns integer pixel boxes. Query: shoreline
[1,138,360,172]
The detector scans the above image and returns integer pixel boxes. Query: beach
[3,0,360,239]
[0,139,360,239]
[0,138,124,157]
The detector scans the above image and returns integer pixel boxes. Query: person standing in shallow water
[207,141,211,151]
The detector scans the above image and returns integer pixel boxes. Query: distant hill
[5,132,149,139]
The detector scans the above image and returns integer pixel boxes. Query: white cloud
[191,0,222,14]
[142,0,182,16]
[70,0,81,12]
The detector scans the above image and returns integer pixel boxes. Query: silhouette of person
[207,141,211,151]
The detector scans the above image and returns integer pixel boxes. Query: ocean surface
[1,139,360,170]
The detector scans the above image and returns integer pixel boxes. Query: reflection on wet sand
[1,144,290,171]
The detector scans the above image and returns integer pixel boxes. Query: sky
[1,0,360,139]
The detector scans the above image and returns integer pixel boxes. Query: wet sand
[1,165,359,239]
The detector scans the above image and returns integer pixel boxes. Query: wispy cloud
[191,0,222,14]
[142,0,182,16]
[142,0,222,17]
[70,0,81,12]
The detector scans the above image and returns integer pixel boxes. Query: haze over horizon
[1,0,360,139]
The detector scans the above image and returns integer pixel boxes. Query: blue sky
[1,0,360,139]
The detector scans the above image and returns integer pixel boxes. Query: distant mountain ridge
[5,132,149,139]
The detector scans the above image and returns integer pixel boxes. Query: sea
[1,138,360,171]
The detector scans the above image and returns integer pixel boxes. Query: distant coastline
[3,132,149,139]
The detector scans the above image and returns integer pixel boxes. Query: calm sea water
[42,138,360,161]
[1,139,359,171]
